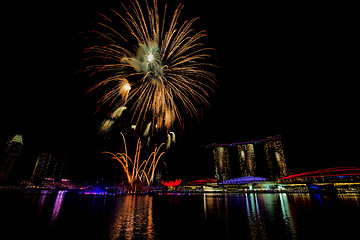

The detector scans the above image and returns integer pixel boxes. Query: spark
[99,119,115,133]
[84,0,216,134]
[166,132,176,149]
[103,132,165,192]
[111,106,127,119]
[143,122,152,137]
[123,83,131,91]
[147,53,154,62]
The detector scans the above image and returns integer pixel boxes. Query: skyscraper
[213,146,230,181]
[237,144,256,177]
[0,134,23,182]
[32,152,67,180]
[264,137,288,180]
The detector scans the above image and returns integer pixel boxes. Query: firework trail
[103,132,165,192]
[84,0,216,134]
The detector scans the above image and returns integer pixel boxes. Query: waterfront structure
[277,167,360,193]
[207,136,288,181]
[179,178,220,192]
[186,178,218,185]
[279,167,360,182]
[0,134,23,182]
[219,176,267,185]
[32,152,67,180]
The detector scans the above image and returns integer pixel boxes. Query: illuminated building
[237,144,256,177]
[32,152,67,180]
[213,146,230,181]
[264,138,288,179]
[207,136,288,181]
[0,134,23,182]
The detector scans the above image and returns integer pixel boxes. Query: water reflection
[338,194,360,207]
[203,193,225,219]
[2,191,360,239]
[27,190,67,224]
[108,195,155,240]
[246,194,267,240]
[279,193,297,239]
[37,190,51,214]
[51,191,66,222]
[202,193,301,239]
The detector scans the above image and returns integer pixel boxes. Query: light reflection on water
[107,195,155,240]
[279,193,297,240]
[202,193,298,239]
[200,193,359,240]
[51,191,66,222]
[1,191,360,239]
[245,194,267,240]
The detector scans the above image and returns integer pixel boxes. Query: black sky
[1,1,359,180]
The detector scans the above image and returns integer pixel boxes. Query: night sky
[1,1,359,181]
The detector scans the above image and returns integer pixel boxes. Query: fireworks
[103,133,165,192]
[84,0,216,134]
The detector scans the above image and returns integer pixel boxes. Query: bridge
[279,167,360,194]
[279,167,360,181]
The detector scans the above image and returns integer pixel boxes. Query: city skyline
[1,1,359,180]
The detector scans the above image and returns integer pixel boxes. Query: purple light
[51,191,66,222]
[219,176,267,185]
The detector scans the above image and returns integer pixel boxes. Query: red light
[280,167,360,180]
[187,178,217,185]
[161,179,182,187]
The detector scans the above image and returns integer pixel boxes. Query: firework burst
[84,0,216,134]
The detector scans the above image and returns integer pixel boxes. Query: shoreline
[1,186,359,196]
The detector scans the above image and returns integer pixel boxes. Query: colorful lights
[219,176,267,185]
[187,178,217,185]
[51,191,66,222]
[80,190,108,196]
[161,179,182,188]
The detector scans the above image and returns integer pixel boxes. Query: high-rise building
[264,137,288,180]
[32,152,67,180]
[213,146,230,181]
[0,134,23,182]
[208,136,288,181]
[237,144,256,177]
